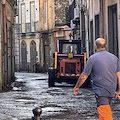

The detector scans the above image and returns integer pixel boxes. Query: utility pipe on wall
[3,4,6,43]
[0,2,2,90]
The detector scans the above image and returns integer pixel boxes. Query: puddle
[42,107,67,115]
[36,79,47,80]
[15,99,34,103]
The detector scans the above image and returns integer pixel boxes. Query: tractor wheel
[48,69,55,87]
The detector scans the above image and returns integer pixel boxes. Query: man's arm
[73,73,88,95]
[115,71,120,99]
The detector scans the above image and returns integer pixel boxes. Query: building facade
[0,0,16,90]
[66,0,86,55]
[87,0,120,58]
[37,0,69,72]
[66,0,81,40]
[67,0,120,59]
[15,0,40,72]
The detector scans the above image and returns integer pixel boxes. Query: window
[56,31,63,37]
[7,7,10,20]
[21,4,25,33]
[30,2,35,32]
[95,15,99,39]
[44,1,47,29]
[62,44,77,54]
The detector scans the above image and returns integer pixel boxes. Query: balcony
[74,7,79,19]
[16,22,37,34]
[16,24,21,33]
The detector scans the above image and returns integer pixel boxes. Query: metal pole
[18,1,20,72]
[32,107,42,120]
[27,63,29,72]
[10,26,13,82]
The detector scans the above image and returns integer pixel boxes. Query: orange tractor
[48,39,90,87]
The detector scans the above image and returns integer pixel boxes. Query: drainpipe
[3,2,7,86]
[3,4,6,44]
[100,0,104,38]
[2,0,7,89]
[0,1,2,90]
[86,0,89,58]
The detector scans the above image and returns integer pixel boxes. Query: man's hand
[73,73,88,95]
[73,87,79,95]
[115,91,120,100]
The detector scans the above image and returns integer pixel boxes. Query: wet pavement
[0,72,120,120]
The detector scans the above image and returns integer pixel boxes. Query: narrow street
[0,72,120,120]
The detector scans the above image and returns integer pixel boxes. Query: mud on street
[0,72,120,120]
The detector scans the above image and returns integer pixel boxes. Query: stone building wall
[54,0,69,26]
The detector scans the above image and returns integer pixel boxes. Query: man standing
[73,38,120,120]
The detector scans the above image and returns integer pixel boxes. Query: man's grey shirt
[83,50,120,97]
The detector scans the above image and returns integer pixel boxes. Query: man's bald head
[95,38,106,49]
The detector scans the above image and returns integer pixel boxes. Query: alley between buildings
[0,72,120,120]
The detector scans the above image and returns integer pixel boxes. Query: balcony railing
[16,22,37,34]
[16,24,21,33]
[26,23,30,33]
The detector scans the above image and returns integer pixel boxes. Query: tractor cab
[48,39,90,87]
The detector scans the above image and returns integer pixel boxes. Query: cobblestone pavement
[0,72,120,120]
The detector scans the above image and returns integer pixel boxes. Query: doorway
[30,40,36,72]
[108,4,118,57]
[89,21,94,55]
[44,45,50,72]
[21,41,27,71]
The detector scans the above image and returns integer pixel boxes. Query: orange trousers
[97,105,113,120]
